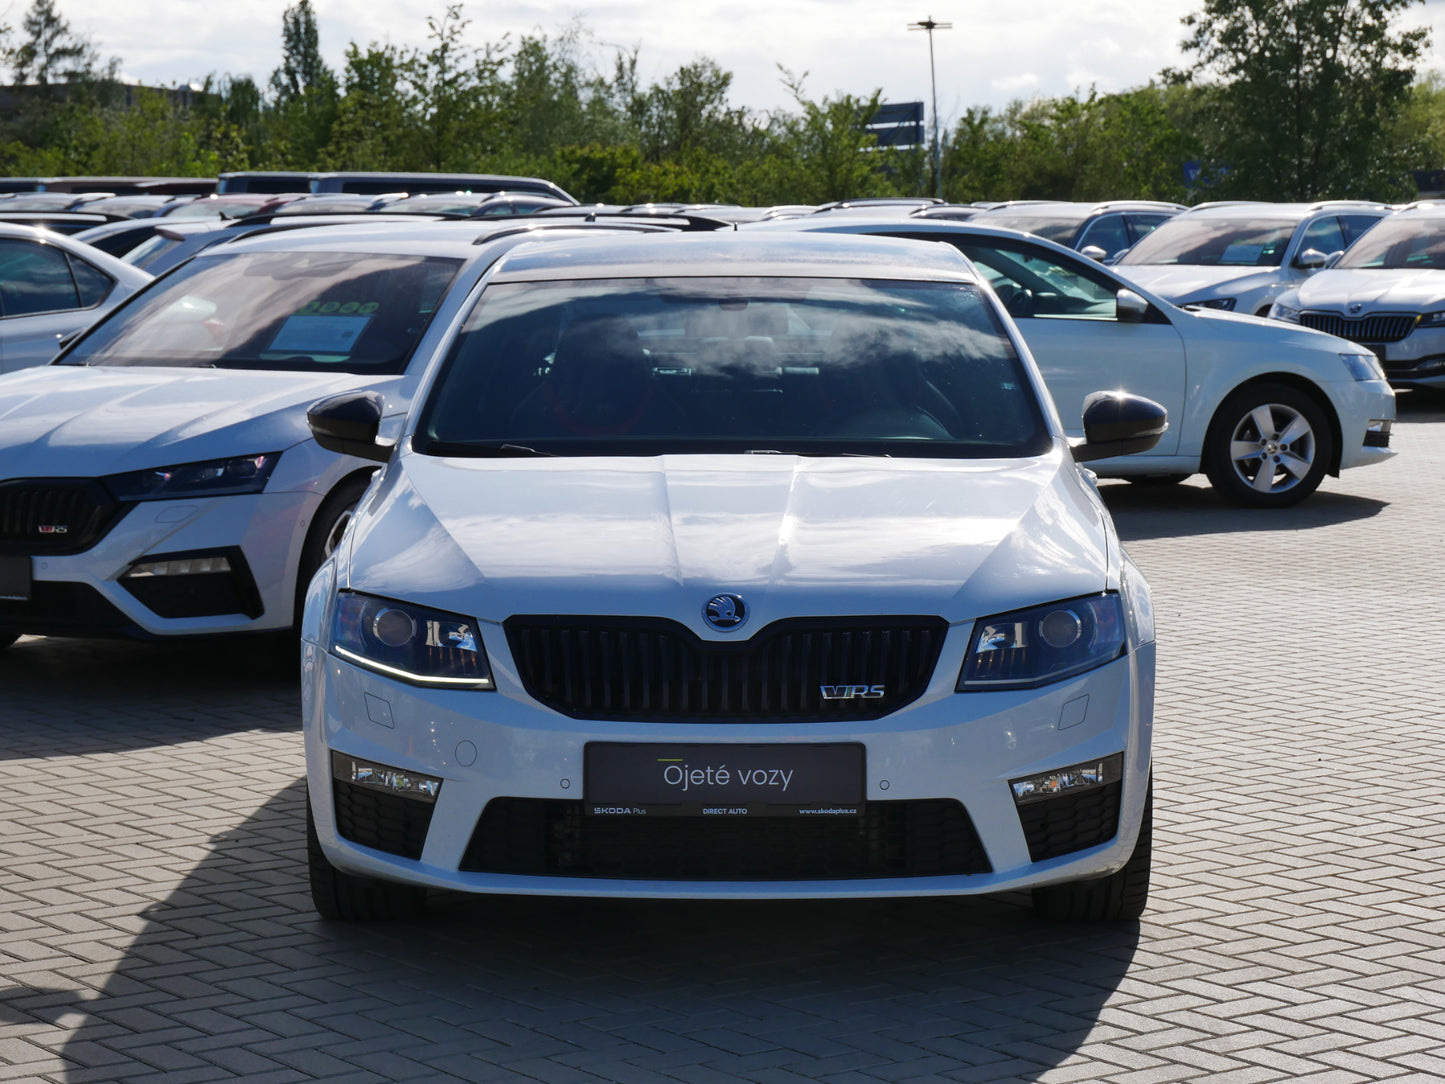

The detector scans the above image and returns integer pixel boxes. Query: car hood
[0,365,405,477]
[1116,263,1281,302]
[1294,268,1445,310]
[345,451,1111,631]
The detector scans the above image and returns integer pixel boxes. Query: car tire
[1203,383,1332,507]
[307,798,427,921]
[1031,776,1152,922]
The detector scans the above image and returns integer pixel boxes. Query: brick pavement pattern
[2,397,1444,1083]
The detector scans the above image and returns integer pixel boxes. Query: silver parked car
[0,223,151,372]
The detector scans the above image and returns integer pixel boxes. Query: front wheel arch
[292,469,379,626]
[1204,375,1342,476]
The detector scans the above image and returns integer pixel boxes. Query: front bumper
[0,489,320,638]
[302,632,1155,900]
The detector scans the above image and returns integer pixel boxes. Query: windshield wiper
[423,440,556,457]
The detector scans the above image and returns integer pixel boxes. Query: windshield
[1335,217,1445,269]
[976,211,1086,244]
[415,277,1050,459]
[1118,215,1296,266]
[62,251,462,374]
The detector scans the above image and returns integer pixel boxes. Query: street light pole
[907,16,951,200]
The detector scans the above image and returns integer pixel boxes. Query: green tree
[1177,0,1429,200]
[323,43,410,169]
[764,72,898,203]
[268,0,337,169]
[400,4,506,172]
[9,0,107,84]
[270,0,331,101]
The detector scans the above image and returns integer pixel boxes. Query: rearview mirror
[1295,248,1328,269]
[1115,289,1150,323]
[308,390,393,463]
[1079,245,1108,262]
[1072,391,1168,463]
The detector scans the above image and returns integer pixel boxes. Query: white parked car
[0,220,676,652]
[1113,201,1391,317]
[1269,203,1445,390]
[754,216,1397,506]
[0,222,151,373]
[301,232,1164,923]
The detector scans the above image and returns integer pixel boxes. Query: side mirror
[1115,289,1150,323]
[1079,245,1108,262]
[308,390,393,463]
[1072,391,1168,463]
[1295,248,1328,269]
[1324,249,1344,268]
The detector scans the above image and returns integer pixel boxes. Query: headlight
[104,453,280,501]
[1271,302,1301,323]
[1340,351,1386,382]
[1196,297,1237,311]
[1417,310,1445,328]
[330,591,494,689]
[957,593,1127,691]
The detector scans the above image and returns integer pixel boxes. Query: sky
[42,0,1445,126]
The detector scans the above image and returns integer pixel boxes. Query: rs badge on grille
[820,684,886,700]
[37,525,69,534]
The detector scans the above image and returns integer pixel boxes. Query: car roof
[487,230,978,283]
[978,200,1184,218]
[747,211,1099,254]
[1381,201,1445,218]
[1177,200,1392,219]
[195,219,683,261]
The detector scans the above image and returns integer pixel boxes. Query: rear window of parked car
[0,239,111,316]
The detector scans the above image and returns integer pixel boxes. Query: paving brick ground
[2,394,1445,1083]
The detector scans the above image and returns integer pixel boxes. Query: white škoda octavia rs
[301,233,1165,922]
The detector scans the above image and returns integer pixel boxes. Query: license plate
[0,555,30,601]
[584,742,865,817]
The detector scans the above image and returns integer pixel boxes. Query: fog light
[1010,753,1122,806]
[124,555,233,578]
[331,751,441,803]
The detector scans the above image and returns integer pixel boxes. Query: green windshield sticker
[295,300,381,316]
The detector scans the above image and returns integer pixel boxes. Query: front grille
[1017,780,1122,862]
[0,479,126,554]
[504,615,948,722]
[333,780,434,859]
[460,798,992,880]
[1299,312,1417,344]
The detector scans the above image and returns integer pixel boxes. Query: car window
[974,212,1083,245]
[949,241,1120,320]
[0,239,82,316]
[1336,216,1445,269]
[1119,216,1296,266]
[1127,214,1173,243]
[1340,214,1383,247]
[1077,215,1130,257]
[62,251,463,374]
[69,257,113,307]
[416,276,1050,459]
[1298,216,1346,258]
